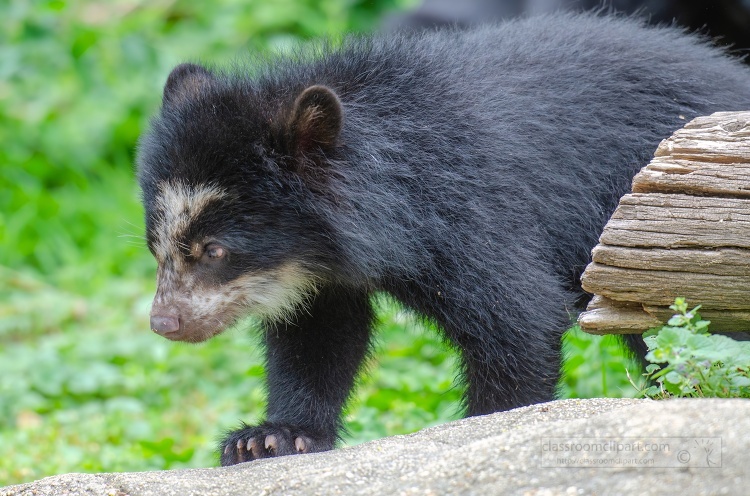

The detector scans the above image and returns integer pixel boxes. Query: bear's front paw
[219,422,333,466]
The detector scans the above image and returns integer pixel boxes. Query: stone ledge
[3,397,746,496]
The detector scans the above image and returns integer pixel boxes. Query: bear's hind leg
[408,271,571,415]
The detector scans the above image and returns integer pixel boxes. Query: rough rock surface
[3,398,747,495]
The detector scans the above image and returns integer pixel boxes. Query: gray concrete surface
[2,397,747,495]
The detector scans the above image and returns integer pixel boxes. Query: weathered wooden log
[632,159,750,197]
[579,296,750,335]
[599,194,750,249]
[578,296,662,335]
[582,262,750,309]
[591,245,750,276]
[579,111,750,335]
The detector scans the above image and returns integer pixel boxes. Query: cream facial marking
[228,263,320,323]
[151,262,319,342]
[151,180,227,265]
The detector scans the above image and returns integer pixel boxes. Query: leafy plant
[642,298,750,398]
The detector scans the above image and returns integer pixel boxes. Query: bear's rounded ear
[163,63,214,106]
[287,85,343,155]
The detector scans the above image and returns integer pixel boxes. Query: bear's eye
[203,243,226,260]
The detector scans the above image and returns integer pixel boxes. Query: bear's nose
[150,315,180,334]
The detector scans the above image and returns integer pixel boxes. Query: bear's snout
[150,314,180,335]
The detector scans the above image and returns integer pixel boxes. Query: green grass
[0,268,638,485]
[0,0,638,486]
[0,271,460,483]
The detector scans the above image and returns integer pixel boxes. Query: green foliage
[0,264,632,486]
[642,298,750,398]
[0,0,414,289]
[0,270,461,485]
[1,0,633,487]
[560,326,640,400]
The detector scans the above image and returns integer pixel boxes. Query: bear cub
[137,13,750,465]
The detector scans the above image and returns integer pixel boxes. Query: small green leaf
[642,385,661,397]
[645,364,660,374]
[664,371,683,384]
[667,315,685,327]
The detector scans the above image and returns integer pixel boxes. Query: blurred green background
[0,0,638,486]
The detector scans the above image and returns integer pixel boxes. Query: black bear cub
[137,13,750,465]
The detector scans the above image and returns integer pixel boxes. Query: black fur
[137,13,750,465]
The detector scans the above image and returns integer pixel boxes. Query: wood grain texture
[578,296,661,335]
[633,112,750,195]
[653,111,750,163]
[578,111,750,334]
[643,305,750,333]
[577,296,750,335]
[598,193,750,249]
[632,159,750,197]
[591,245,750,276]
[582,262,750,309]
